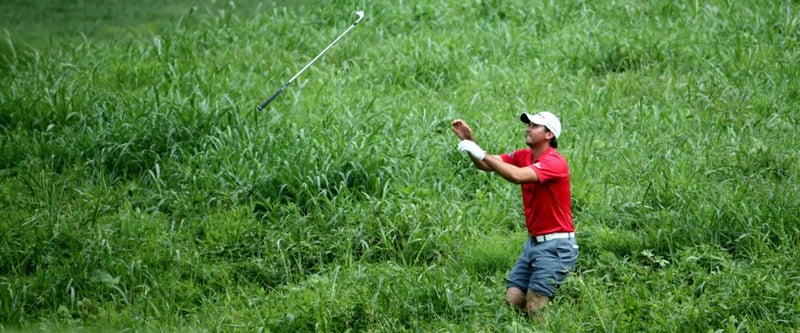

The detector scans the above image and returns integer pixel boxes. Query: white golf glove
[457,140,486,160]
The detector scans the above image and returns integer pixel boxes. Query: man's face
[525,123,552,146]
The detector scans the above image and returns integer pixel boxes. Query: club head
[354,10,365,24]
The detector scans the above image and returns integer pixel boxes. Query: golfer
[451,112,579,318]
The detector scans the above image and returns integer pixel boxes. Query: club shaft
[287,23,359,85]
[258,12,365,111]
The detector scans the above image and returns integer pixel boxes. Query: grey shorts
[506,237,579,298]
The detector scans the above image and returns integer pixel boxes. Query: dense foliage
[1,0,798,331]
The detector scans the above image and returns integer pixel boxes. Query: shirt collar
[533,147,555,161]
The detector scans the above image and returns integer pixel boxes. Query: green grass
[0,0,279,50]
[1,0,799,332]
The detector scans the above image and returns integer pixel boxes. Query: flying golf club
[257,10,366,111]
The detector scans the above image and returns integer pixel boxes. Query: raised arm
[451,119,491,171]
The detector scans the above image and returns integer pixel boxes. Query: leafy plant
[1,0,798,331]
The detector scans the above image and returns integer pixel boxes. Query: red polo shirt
[500,147,574,236]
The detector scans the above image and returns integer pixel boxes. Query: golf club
[257,10,366,111]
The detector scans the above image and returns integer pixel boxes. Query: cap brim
[520,112,545,125]
[520,112,532,124]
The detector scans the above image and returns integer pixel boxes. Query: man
[451,111,579,318]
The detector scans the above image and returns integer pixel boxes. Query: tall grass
[1,0,799,331]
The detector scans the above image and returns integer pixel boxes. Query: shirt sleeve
[500,149,523,166]
[500,153,514,164]
[530,154,569,183]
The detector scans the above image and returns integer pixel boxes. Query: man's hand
[457,140,486,160]
[451,119,474,141]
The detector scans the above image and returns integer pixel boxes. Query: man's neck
[529,144,551,159]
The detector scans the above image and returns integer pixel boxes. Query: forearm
[457,140,491,170]
[470,154,492,171]
[482,155,538,184]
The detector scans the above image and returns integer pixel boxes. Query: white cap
[520,111,561,138]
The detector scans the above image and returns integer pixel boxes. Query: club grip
[257,86,286,111]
